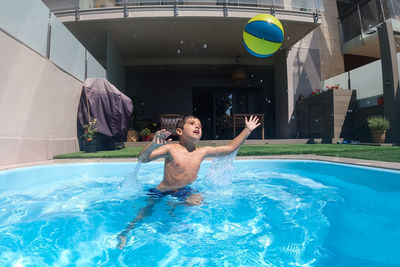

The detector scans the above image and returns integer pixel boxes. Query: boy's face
[177,117,202,141]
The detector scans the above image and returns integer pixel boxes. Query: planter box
[296,90,356,139]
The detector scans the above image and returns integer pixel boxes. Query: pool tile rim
[1,155,400,171]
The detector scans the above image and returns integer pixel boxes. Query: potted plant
[82,118,97,152]
[367,115,390,143]
[140,128,151,141]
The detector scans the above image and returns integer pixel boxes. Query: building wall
[319,0,345,80]
[107,33,126,94]
[0,31,82,166]
[274,50,291,138]
[282,0,345,138]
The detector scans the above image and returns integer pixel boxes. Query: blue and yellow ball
[243,14,284,58]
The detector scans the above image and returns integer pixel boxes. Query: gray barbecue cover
[78,78,133,140]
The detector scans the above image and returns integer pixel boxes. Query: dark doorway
[193,87,263,140]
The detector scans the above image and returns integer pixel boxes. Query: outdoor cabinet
[296,89,356,140]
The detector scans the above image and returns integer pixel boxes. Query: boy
[117,115,260,249]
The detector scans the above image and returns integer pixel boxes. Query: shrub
[367,116,390,131]
[140,128,151,137]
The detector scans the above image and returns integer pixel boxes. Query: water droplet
[180,40,184,44]
[287,36,290,40]
[260,79,263,83]
[305,75,308,80]
[141,102,144,106]
[315,119,318,122]
[177,49,181,54]
[268,100,271,103]
[291,115,295,119]
[203,43,207,48]
[251,74,254,78]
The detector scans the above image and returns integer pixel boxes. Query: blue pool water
[1,159,400,266]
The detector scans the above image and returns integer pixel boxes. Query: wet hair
[176,115,200,130]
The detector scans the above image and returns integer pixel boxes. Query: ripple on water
[1,159,398,266]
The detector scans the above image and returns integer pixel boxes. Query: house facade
[0,0,399,165]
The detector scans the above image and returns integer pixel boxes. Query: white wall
[0,31,82,166]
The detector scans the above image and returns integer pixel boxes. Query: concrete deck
[125,139,396,147]
[1,154,400,171]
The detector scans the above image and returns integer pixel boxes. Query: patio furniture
[233,113,265,139]
[159,114,185,138]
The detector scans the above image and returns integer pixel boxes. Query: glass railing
[340,0,399,43]
[43,0,324,13]
[318,52,400,108]
[0,0,106,81]
[387,0,400,19]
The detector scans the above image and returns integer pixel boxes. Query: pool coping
[1,155,400,171]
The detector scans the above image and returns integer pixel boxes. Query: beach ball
[243,14,284,58]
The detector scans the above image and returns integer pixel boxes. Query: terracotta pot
[371,130,386,143]
[141,135,150,141]
[148,132,155,140]
[377,97,384,106]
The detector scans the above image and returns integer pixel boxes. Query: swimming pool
[1,159,399,266]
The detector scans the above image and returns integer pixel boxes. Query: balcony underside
[55,6,320,66]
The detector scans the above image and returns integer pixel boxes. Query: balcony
[43,0,325,15]
[42,0,325,67]
[339,0,400,58]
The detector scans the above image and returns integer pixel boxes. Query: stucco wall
[0,31,83,166]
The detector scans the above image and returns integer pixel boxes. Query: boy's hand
[152,129,171,145]
[245,115,261,132]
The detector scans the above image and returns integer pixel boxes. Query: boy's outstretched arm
[205,115,260,157]
[139,129,171,163]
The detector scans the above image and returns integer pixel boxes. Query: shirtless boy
[117,115,260,249]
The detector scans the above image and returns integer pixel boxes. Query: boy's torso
[157,144,208,191]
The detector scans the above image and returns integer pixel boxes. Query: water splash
[206,150,238,186]
[118,162,142,196]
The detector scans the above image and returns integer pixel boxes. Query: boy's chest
[169,149,205,168]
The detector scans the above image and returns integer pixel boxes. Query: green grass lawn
[54,144,400,163]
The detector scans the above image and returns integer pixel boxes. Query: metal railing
[43,0,324,16]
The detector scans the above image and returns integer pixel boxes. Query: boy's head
[176,116,202,141]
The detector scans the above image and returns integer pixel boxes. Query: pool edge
[1,155,400,171]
